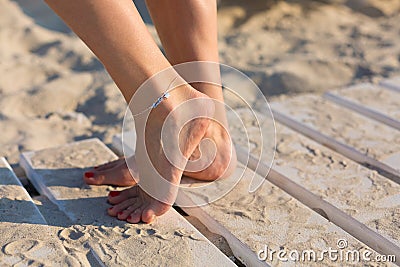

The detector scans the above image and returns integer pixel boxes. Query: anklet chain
[151,91,170,108]
[133,76,179,117]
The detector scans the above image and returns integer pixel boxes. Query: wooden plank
[0,158,101,266]
[112,132,135,157]
[0,222,101,266]
[231,109,400,262]
[113,133,269,266]
[20,138,118,222]
[383,152,400,172]
[380,77,400,93]
[324,84,400,130]
[32,194,74,227]
[272,110,400,184]
[20,138,235,267]
[241,118,400,256]
[0,157,46,224]
[180,163,378,266]
[114,111,398,266]
[270,95,400,183]
[249,106,400,249]
[239,147,400,264]
[173,105,378,266]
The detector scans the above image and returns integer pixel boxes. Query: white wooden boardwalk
[0,157,101,266]
[0,77,399,266]
[0,157,46,224]
[112,78,400,266]
[19,139,235,267]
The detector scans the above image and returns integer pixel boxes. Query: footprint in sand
[3,239,39,256]
[2,239,81,266]
[58,226,90,252]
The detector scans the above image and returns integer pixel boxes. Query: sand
[218,0,400,95]
[19,139,235,266]
[206,107,399,265]
[329,83,400,121]
[0,157,46,224]
[0,0,399,265]
[181,163,390,266]
[0,222,94,266]
[1,0,400,164]
[270,94,400,162]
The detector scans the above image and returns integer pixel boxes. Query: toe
[83,171,105,185]
[84,159,137,187]
[101,166,136,186]
[141,208,156,224]
[108,186,139,204]
[94,158,121,171]
[127,207,144,224]
[107,197,138,217]
[110,200,143,222]
[141,202,171,224]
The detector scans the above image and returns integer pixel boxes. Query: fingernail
[109,191,120,197]
[84,172,94,178]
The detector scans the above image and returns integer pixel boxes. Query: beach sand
[1,0,399,164]
[0,1,399,265]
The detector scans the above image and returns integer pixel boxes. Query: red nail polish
[84,172,94,178]
[109,191,120,197]
[118,211,123,216]
[127,215,132,220]
[108,207,113,210]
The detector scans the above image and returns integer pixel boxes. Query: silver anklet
[151,91,171,108]
[134,76,179,116]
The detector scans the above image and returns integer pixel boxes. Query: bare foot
[83,156,138,186]
[84,117,237,186]
[107,85,214,223]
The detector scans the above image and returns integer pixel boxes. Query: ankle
[167,84,202,107]
[155,84,209,116]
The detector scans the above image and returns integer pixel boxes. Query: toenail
[108,207,113,210]
[109,191,120,197]
[84,172,94,178]
[118,211,123,216]
[127,215,132,220]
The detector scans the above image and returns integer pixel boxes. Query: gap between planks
[112,132,400,266]
[233,145,400,265]
[324,92,400,131]
[271,109,400,185]
[380,78,400,93]
[19,138,235,267]
[111,133,254,266]
[0,157,47,225]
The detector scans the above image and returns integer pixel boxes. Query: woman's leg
[145,0,220,98]
[88,0,236,186]
[44,0,214,223]
[45,0,167,101]
[145,0,236,178]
